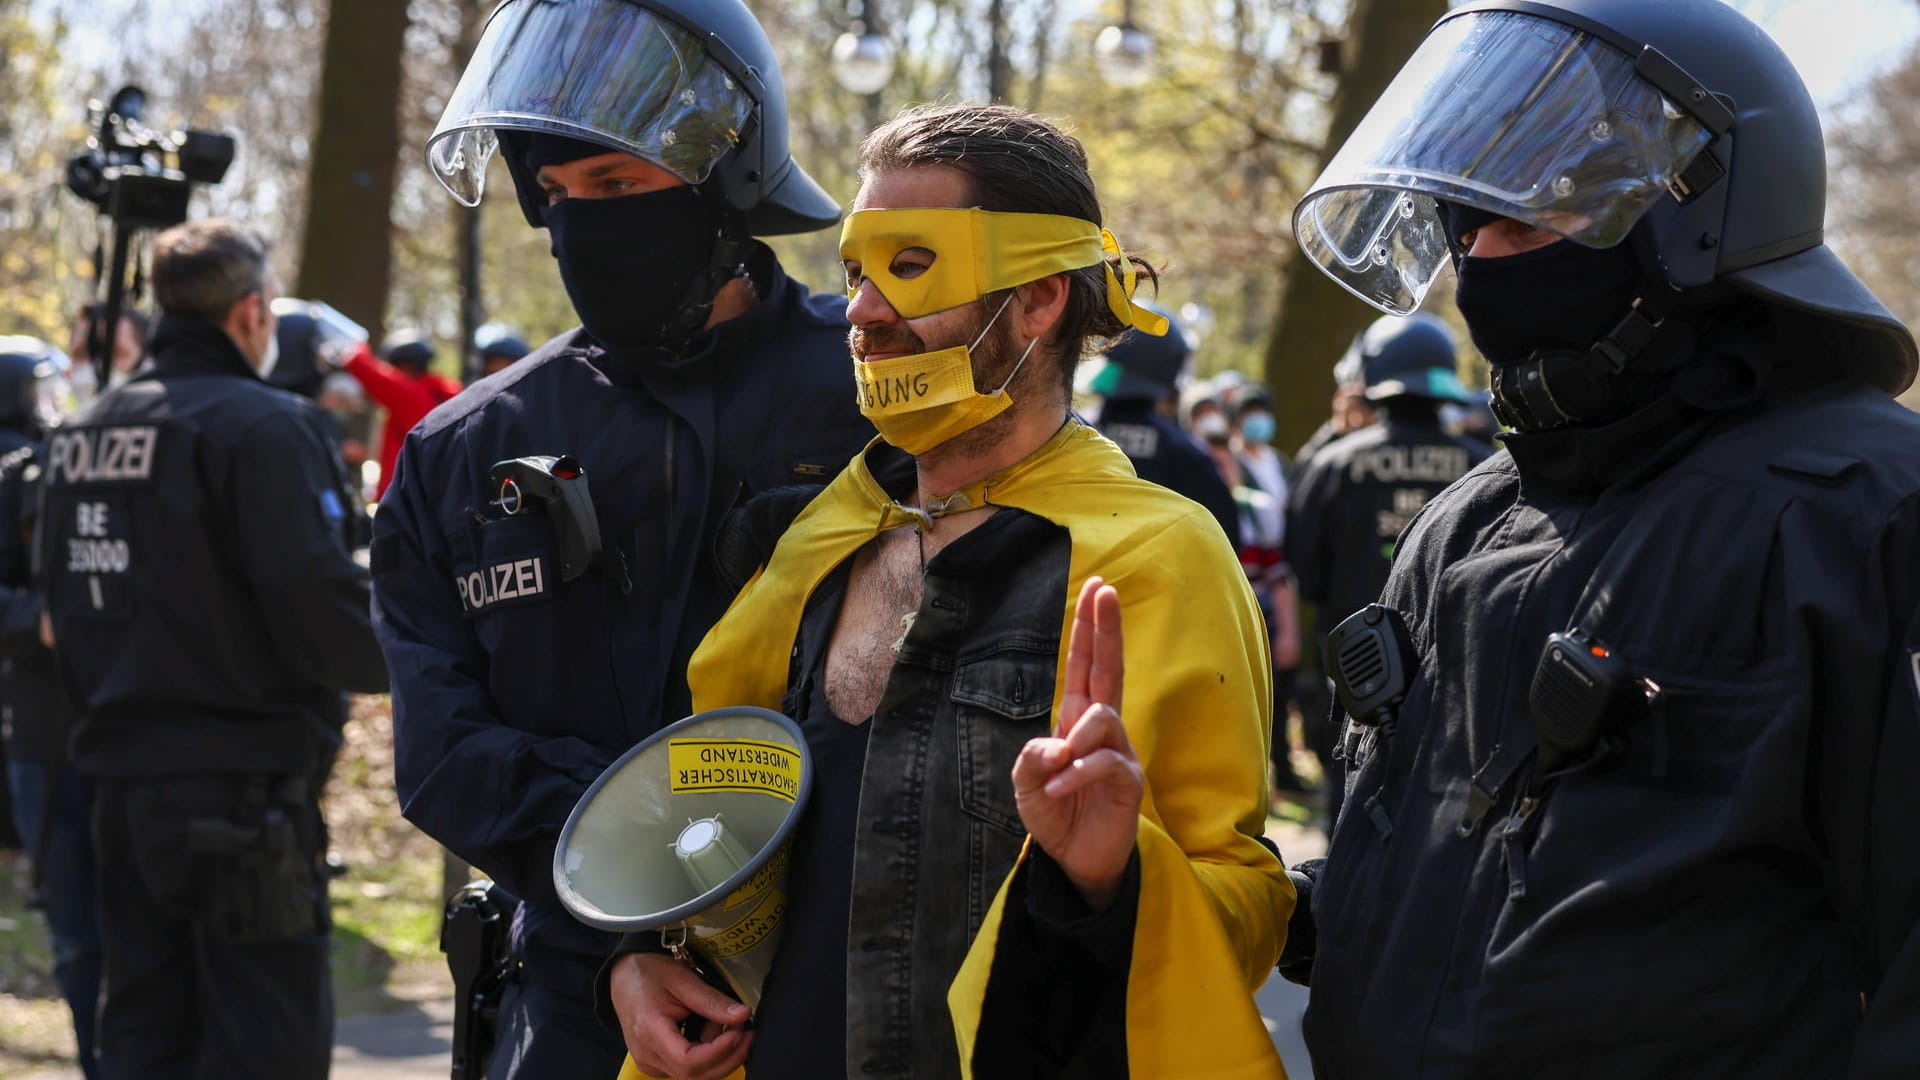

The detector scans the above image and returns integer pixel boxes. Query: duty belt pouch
[192,777,327,944]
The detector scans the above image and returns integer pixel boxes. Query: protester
[1229,387,1306,802]
[39,218,387,1079]
[342,331,460,499]
[604,102,1290,1080]
[1286,0,1920,1072]
[372,1,874,1074]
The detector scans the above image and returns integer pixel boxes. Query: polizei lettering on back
[47,426,159,486]
[455,556,547,614]
[1348,445,1472,485]
[856,369,934,410]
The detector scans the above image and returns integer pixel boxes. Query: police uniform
[1286,413,1490,630]
[1285,0,1920,1072]
[40,312,387,1080]
[371,258,872,1075]
[1287,316,1489,821]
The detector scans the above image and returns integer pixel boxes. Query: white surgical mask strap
[992,336,1040,395]
[969,291,1019,353]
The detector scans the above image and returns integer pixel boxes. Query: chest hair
[823,529,922,723]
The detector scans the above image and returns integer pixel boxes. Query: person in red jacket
[342,332,462,498]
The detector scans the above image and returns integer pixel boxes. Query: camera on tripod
[65,85,235,231]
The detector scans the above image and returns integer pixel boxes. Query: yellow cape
[622,421,1291,1080]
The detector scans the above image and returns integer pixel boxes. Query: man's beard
[848,298,1031,465]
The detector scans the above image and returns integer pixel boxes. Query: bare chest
[823,530,922,723]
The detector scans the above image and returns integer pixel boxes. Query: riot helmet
[428,0,838,237]
[1292,0,1916,398]
[0,337,69,437]
[1343,314,1473,404]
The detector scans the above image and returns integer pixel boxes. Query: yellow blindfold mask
[839,207,1171,335]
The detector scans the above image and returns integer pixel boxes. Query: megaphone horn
[554,706,812,1011]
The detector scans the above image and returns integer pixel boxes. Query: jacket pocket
[951,643,1056,837]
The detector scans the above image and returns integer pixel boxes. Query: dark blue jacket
[369,257,873,984]
[40,315,386,780]
[1304,384,1920,1076]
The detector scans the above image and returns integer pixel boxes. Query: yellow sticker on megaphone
[724,847,788,911]
[698,886,787,959]
[668,738,803,802]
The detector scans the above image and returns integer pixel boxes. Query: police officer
[1285,314,1490,823]
[0,337,101,1080]
[1285,0,1920,1072]
[372,1,873,1075]
[40,219,388,1080]
[1088,307,1239,540]
[1286,315,1490,629]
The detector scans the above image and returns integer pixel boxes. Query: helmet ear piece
[1628,138,1733,292]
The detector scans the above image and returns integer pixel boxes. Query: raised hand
[1011,576,1143,912]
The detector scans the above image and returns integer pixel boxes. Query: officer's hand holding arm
[1012,576,1143,913]
[608,953,751,1080]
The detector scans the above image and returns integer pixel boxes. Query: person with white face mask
[38,217,387,1079]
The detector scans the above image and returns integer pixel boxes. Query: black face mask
[1453,239,1644,366]
[543,188,725,351]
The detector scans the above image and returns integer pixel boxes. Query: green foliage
[756,0,1350,387]
[0,7,86,343]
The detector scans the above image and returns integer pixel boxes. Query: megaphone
[554,706,812,1011]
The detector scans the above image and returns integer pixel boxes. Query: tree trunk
[1261,0,1448,452]
[295,0,412,338]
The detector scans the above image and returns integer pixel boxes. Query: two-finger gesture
[1012,576,1143,912]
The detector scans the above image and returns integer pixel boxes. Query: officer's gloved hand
[1277,856,1325,986]
[712,485,827,595]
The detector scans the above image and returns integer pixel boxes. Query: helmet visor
[427,0,755,206]
[1293,10,1714,314]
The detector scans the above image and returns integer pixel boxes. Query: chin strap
[1490,295,1676,432]
[660,231,753,344]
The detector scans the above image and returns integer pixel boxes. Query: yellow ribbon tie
[1102,228,1170,336]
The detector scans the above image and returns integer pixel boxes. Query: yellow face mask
[838,207,1172,333]
[851,292,1039,456]
[842,208,1169,455]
